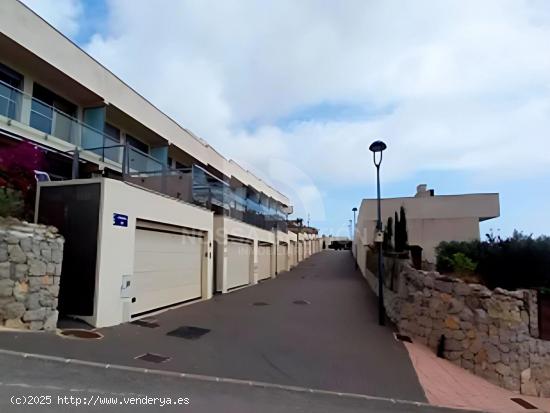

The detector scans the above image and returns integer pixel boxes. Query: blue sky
[22,0,550,238]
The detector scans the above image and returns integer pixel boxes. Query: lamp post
[369,140,387,326]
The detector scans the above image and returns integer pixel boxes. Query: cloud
[21,0,550,220]
[21,0,83,37]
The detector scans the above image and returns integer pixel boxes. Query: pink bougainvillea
[0,141,45,219]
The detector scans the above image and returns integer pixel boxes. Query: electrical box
[374,231,384,243]
[120,274,132,298]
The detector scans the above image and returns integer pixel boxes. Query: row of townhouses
[0,0,322,327]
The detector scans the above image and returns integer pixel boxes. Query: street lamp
[369,140,387,326]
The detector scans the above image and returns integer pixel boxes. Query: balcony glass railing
[1,80,289,231]
[0,79,123,164]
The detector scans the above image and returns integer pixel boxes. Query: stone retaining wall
[0,217,63,331]
[362,260,550,397]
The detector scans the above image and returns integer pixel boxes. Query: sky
[21,0,550,237]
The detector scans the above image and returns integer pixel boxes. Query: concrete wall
[37,178,214,328]
[355,192,499,262]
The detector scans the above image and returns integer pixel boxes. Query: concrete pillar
[19,76,33,125]
[251,239,259,285]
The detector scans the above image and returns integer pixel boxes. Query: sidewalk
[405,341,550,413]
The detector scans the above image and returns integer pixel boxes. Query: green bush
[0,187,24,218]
[450,252,477,275]
[436,232,550,290]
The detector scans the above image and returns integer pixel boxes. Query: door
[277,243,288,273]
[37,184,100,316]
[227,239,252,289]
[298,241,304,261]
[132,226,203,315]
[258,244,272,280]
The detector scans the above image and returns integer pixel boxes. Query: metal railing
[1,80,289,231]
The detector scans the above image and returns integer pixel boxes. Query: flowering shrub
[0,142,44,220]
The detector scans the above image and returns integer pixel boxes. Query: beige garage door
[132,226,203,316]
[298,241,304,261]
[227,239,252,289]
[258,244,272,280]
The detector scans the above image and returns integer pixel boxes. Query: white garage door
[132,226,203,315]
[298,241,304,261]
[227,239,252,289]
[258,244,272,280]
[277,243,288,273]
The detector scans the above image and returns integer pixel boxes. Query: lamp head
[369,140,387,153]
[352,207,357,212]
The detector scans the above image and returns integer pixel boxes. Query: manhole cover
[293,300,310,305]
[394,333,413,343]
[131,318,160,328]
[60,329,103,340]
[252,302,269,306]
[167,326,210,340]
[135,353,171,363]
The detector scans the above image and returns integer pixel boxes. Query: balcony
[0,80,288,232]
[0,79,122,165]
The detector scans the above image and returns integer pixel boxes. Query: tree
[383,216,393,251]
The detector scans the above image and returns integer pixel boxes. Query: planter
[539,292,550,341]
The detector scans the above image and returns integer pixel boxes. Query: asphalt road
[0,352,479,413]
[0,251,426,402]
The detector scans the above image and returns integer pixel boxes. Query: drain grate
[167,326,210,340]
[135,353,171,363]
[131,318,160,328]
[394,333,413,343]
[60,329,103,340]
[293,300,310,305]
[510,398,538,410]
[253,302,269,306]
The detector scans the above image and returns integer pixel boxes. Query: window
[126,134,148,154]
[0,63,23,120]
[30,83,77,142]
[103,123,120,143]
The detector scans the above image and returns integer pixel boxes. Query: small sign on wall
[113,213,128,227]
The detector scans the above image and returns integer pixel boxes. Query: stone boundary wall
[0,218,63,331]
[361,259,550,397]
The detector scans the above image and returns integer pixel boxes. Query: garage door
[227,239,252,289]
[132,226,203,316]
[258,244,272,280]
[298,241,304,261]
[277,243,288,273]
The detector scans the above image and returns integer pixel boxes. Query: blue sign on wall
[113,213,128,227]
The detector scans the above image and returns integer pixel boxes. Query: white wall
[38,178,214,327]
[355,192,499,263]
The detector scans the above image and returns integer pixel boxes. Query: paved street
[2,251,425,404]
[0,352,478,413]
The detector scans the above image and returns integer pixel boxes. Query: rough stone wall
[365,262,550,397]
[0,218,63,331]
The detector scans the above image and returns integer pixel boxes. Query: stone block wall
[0,217,63,331]
[363,261,550,397]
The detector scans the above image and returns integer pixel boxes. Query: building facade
[0,0,319,327]
[354,184,500,272]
